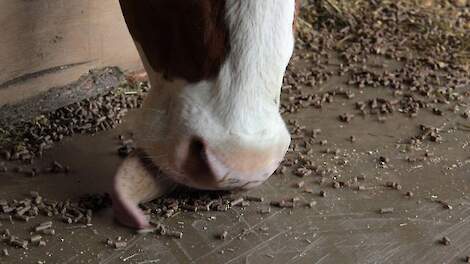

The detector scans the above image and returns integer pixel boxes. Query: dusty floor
[0,67,469,264]
[1,2,470,264]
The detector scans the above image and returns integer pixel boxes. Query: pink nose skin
[173,138,287,190]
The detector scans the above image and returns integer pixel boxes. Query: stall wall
[0,0,143,106]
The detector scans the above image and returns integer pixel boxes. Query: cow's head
[116,1,298,226]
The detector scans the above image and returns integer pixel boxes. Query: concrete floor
[1,57,470,264]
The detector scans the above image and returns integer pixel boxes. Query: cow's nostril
[182,138,212,176]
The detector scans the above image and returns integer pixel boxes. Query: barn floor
[1,2,469,264]
[1,71,469,264]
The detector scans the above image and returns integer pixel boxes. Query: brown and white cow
[113,0,299,229]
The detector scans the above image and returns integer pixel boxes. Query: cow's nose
[174,137,288,190]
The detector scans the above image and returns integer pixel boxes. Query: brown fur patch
[119,0,229,83]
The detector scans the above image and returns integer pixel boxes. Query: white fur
[132,0,296,189]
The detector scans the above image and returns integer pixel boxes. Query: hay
[297,0,469,66]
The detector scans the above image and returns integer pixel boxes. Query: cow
[113,0,300,229]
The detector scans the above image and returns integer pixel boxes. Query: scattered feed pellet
[380,208,395,214]
[114,241,127,249]
[307,201,317,208]
[259,207,271,214]
[164,231,183,239]
[244,196,264,202]
[441,236,451,246]
[230,198,244,207]
[30,235,42,244]
[218,231,228,240]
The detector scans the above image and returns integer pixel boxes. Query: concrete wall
[0,0,143,107]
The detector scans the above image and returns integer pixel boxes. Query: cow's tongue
[112,191,150,229]
[112,154,175,229]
